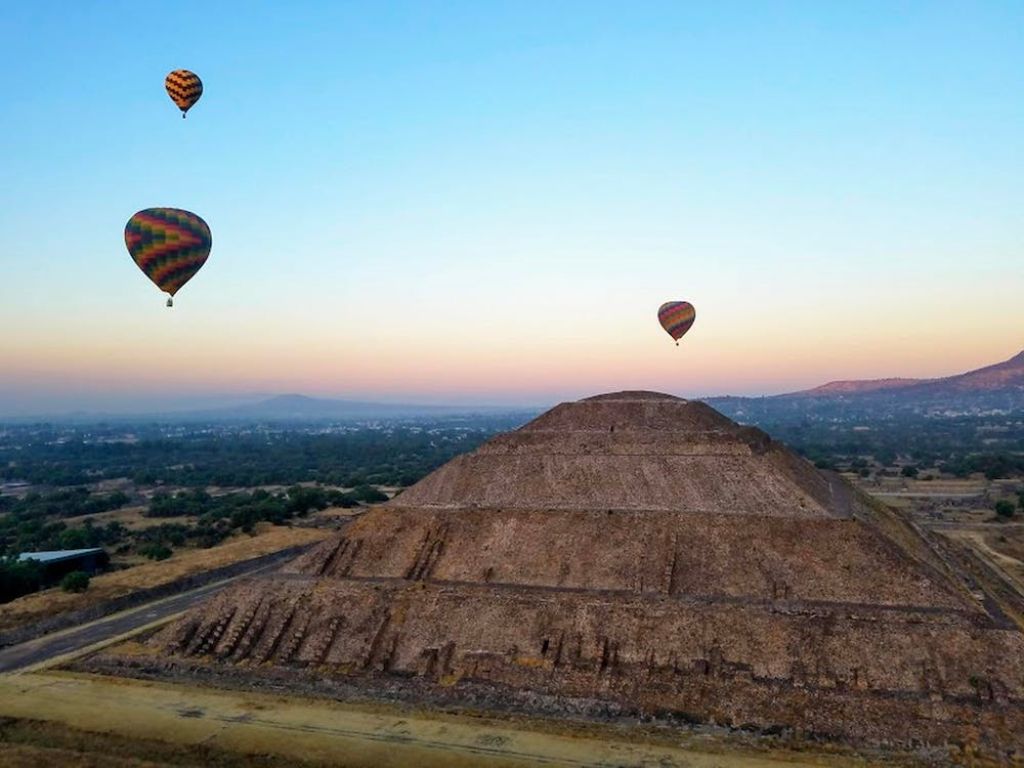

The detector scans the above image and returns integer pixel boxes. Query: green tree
[995,500,1016,520]
[60,571,90,593]
[901,465,919,478]
[59,528,90,550]
[0,558,43,603]
[352,485,388,503]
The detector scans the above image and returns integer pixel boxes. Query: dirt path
[0,672,909,768]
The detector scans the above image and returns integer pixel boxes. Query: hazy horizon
[3,2,1022,416]
[2,344,1022,418]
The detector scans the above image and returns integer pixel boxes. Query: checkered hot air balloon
[125,208,212,307]
[657,301,696,346]
[165,69,203,117]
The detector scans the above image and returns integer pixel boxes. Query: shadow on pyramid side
[138,392,1024,750]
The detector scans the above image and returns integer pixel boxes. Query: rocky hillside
[712,350,1024,421]
[801,350,1024,397]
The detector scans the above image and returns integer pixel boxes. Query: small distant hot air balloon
[125,208,212,307]
[658,301,696,346]
[165,69,203,117]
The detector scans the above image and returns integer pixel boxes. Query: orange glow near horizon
[3,300,1020,411]
[2,2,1022,416]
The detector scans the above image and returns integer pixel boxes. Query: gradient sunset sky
[1,1,1022,415]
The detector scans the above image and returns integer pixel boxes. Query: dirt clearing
[0,672,937,768]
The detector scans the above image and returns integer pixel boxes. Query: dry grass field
[0,525,330,634]
[62,505,193,532]
[0,672,946,768]
[0,716,323,768]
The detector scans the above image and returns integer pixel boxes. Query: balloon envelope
[125,208,211,298]
[658,301,696,342]
[165,69,203,115]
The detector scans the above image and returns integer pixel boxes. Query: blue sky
[1,1,1022,414]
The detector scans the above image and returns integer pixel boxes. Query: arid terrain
[1,670,957,768]
[1,394,1023,766]
[853,473,1024,624]
[70,392,1024,765]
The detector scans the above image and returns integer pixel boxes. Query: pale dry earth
[0,671,948,768]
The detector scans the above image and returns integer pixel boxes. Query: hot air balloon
[658,301,696,345]
[125,208,212,307]
[165,70,203,117]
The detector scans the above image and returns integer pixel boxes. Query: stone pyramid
[146,392,1024,750]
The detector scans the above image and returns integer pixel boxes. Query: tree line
[0,423,510,489]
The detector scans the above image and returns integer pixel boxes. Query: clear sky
[1,1,1022,414]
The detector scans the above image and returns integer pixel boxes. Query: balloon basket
[166,297,174,307]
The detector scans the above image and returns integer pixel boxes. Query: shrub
[352,485,388,503]
[138,543,173,561]
[60,571,90,593]
[326,490,359,508]
[901,465,919,478]
[994,500,1016,520]
[285,486,328,515]
[0,558,43,603]
[59,527,90,550]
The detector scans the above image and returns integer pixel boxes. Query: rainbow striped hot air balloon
[125,208,212,307]
[658,301,696,345]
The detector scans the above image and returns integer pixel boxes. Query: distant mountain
[1,394,536,424]
[911,350,1024,394]
[795,350,1024,398]
[709,350,1024,422]
[799,377,924,397]
[193,394,516,421]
